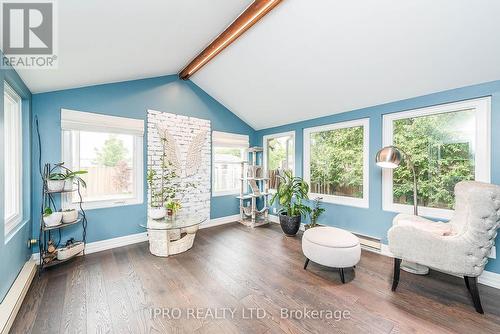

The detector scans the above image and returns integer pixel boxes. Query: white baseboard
[200,214,240,229]
[32,214,241,262]
[0,260,36,334]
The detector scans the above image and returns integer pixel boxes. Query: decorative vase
[43,212,63,227]
[47,180,65,192]
[149,207,166,220]
[279,213,301,236]
[62,209,78,223]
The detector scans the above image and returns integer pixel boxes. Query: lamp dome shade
[376,146,402,169]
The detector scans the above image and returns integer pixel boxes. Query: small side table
[140,215,207,257]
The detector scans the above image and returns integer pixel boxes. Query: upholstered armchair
[388,181,500,313]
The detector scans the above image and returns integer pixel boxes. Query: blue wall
[0,61,32,302]
[256,80,500,274]
[31,75,255,249]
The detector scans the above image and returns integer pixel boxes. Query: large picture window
[304,119,369,207]
[61,109,144,210]
[382,97,491,219]
[3,82,23,235]
[263,131,295,190]
[212,131,249,196]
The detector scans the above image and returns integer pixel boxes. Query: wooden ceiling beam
[179,0,283,80]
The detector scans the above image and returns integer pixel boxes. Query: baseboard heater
[353,233,382,252]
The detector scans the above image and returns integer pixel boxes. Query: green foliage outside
[309,126,364,198]
[267,137,293,171]
[94,135,129,167]
[393,110,475,209]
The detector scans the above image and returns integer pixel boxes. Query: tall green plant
[270,171,310,217]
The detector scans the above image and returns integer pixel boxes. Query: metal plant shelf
[42,216,84,231]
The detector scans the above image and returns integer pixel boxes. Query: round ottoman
[302,226,361,283]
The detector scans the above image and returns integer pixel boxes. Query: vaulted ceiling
[10,0,500,130]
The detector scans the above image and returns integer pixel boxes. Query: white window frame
[212,131,249,197]
[382,97,491,219]
[304,118,370,208]
[3,82,23,236]
[61,109,144,210]
[263,131,296,184]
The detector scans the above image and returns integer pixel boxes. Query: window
[304,119,369,208]
[3,82,23,235]
[263,131,295,190]
[212,131,249,196]
[61,109,144,209]
[382,97,491,219]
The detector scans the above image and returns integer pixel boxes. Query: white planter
[43,212,63,227]
[149,207,166,220]
[63,178,74,191]
[62,209,78,223]
[57,241,85,260]
[47,180,65,192]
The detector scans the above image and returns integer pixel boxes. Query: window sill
[63,198,144,211]
[212,190,239,197]
[5,218,29,244]
[383,203,453,220]
[310,192,369,209]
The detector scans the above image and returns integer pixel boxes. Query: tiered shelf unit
[238,147,270,227]
[38,163,87,273]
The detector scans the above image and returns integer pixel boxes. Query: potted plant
[166,200,181,217]
[62,208,79,223]
[47,173,66,192]
[43,207,63,227]
[270,171,310,236]
[305,197,325,230]
[63,169,88,191]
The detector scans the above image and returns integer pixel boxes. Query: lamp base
[401,260,429,275]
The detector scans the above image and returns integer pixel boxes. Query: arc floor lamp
[376,145,429,275]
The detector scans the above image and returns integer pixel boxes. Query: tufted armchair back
[450,181,500,254]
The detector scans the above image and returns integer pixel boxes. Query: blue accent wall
[31,75,255,250]
[256,80,500,274]
[0,58,32,302]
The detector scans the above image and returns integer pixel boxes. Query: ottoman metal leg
[304,258,310,270]
[339,268,345,284]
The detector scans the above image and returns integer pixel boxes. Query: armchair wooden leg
[303,258,309,270]
[464,276,484,314]
[392,258,402,291]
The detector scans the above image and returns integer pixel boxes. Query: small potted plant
[47,173,66,192]
[62,208,79,223]
[43,207,63,227]
[270,171,310,236]
[166,200,181,217]
[63,169,88,191]
[305,197,325,230]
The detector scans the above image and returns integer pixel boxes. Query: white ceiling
[8,1,500,130]
[192,0,500,129]
[9,0,252,93]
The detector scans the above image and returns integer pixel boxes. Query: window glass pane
[393,109,475,209]
[309,126,364,198]
[4,87,21,225]
[214,147,243,162]
[73,131,135,203]
[213,147,244,193]
[267,136,294,172]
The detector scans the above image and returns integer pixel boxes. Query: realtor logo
[1,0,57,68]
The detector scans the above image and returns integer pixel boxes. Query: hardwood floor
[11,223,500,333]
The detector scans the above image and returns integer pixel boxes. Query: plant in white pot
[46,172,66,192]
[270,171,310,236]
[62,208,79,223]
[63,169,88,191]
[43,208,63,227]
